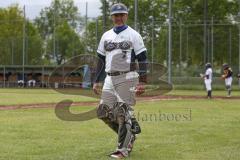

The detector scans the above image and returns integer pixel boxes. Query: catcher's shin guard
[113,102,134,155]
[97,104,118,133]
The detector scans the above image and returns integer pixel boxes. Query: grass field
[0,89,240,160]
[0,88,240,105]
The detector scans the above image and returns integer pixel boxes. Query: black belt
[107,71,130,76]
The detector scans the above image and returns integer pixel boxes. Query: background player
[200,63,213,99]
[221,63,233,97]
[93,3,147,159]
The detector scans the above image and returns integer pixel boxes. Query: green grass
[0,88,239,106]
[167,90,240,96]
[173,84,240,90]
[0,89,96,105]
[0,99,240,160]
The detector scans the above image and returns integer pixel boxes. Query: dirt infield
[0,95,239,110]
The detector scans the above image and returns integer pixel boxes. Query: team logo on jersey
[104,41,117,51]
[104,40,132,52]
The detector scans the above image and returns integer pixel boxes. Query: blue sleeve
[94,54,106,83]
[136,51,147,83]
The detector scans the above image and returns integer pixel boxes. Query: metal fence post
[168,0,173,84]
[134,0,138,31]
[179,18,182,76]
[22,5,26,85]
[42,66,44,88]
[211,17,214,67]
[229,27,232,65]
[186,26,189,64]
[151,17,154,64]
[3,66,6,88]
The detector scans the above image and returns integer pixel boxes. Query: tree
[35,0,84,65]
[0,5,43,65]
[85,0,239,74]
[172,0,239,67]
[46,21,83,64]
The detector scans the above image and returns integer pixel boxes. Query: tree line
[0,0,239,71]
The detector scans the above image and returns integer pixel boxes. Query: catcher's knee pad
[112,103,141,134]
[97,104,113,120]
[97,104,118,133]
[113,102,132,124]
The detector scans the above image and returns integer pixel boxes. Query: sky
[0,0,102,19]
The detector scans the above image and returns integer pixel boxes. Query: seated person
[17,73,25,87]
[28,79,36,87]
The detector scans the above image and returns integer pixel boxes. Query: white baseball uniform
[223,68,233,87]
[97,26,146,73]
[225,77,233,86]
[204,68,212,91]
[97,26,147,107]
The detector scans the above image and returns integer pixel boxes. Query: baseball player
[200,63,213,99]
[221,63,233,97]
[93,3,147,159]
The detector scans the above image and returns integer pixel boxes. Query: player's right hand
[135,83,145,95]
[93,83,101,95]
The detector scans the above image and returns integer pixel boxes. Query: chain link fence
[0,4,240,89]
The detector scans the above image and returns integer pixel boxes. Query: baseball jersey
[97,26,146,73]
[223,68,233,78]
[205,68,212,80]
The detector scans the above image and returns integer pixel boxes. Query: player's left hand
[136,83,145,95]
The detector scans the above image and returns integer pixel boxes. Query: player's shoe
[109,151,127,159]
[207,95,212,99]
